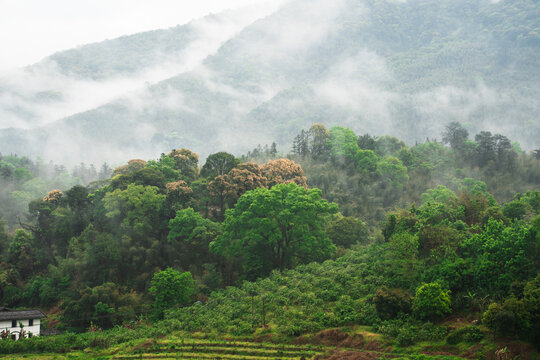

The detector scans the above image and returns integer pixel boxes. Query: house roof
[0,307,45,320]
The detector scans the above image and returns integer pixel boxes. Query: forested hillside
[0,0,539,165]
[0,123,538,358]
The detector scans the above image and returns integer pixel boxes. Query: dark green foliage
[374,318,448,347]
[0,125,538,351]
[201,152,239,179]
[373,287,412,320]
[446,326,484,345]
[442,122,469,150]
[62,282,146,331]
[327,215,368,248]
[1,285,22,307]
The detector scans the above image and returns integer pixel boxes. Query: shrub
[482,299,531,338]
[446,326,484,345]
[396,327,417,347]
[373,287,412,320]
[334,295,359,325]
[413,282,451,320]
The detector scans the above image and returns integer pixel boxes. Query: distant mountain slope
[0,6,275,131]
[46,25,198,80]
[0,0,538,165]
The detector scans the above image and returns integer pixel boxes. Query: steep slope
[0,0,538,165]
[0,5,276,131]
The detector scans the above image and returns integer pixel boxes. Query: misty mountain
[0,0,539,165]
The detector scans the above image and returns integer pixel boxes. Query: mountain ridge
[1,0,539,165]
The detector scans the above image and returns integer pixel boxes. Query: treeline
[0,123,538,348]
[289,122,540,226]
[0,148,331,331]
[0,154,112,228]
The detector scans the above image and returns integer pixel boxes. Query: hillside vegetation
[0,123,538,358]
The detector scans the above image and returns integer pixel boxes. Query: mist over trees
[0,0,539,166]
[0,0,539,356]
[0,123,538,353]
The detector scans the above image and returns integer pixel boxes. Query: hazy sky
[0,0,273,71]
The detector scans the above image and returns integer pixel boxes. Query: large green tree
[168,208,221,271]
[201,152,239,179]
[149,268,194,320]
[211,183,338,280]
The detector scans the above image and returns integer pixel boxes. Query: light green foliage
[413,282,451,320]
[377,156,409,186]
[421,185,457,205]
[328,126,360,163]
[14,167,32,183]
[458,178,496,206]
[212,183,338,279]
[146,155,181,183]
[149,268,194,320]
[356,149,378,172]
[168,208,220,269]
[103,184,165,236]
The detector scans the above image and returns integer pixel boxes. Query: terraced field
[113,339,325,359]
[0,335,471,359]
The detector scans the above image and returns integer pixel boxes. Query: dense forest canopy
[0,0,539,357]
[0,124,538,358]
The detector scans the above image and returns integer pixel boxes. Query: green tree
[377,156,409,186]
[373,287,412,320]
[146,154,181,182]
[168,149,199,181]
[7,229,35,279]
[326,215,368,248]
[168,208,220,270]
[212,183,338,280]
[328,126,359,164]
[103,184,165,237]
[356,149,378,172]
[375,136,406,157]
[149,268,194,320]
[442,122,469,150]
[201,152,239,179]
[308,123,330,160]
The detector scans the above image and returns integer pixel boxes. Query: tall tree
[475,131,496,166]
[149,268,194,320]
[292,130,310,158]
[308,123,330,160]
[201,152,239,179]
[442,122,469,150]
[211,183,338,280]
[262,159,307,188]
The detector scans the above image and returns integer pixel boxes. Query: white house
[0,307,45,340]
